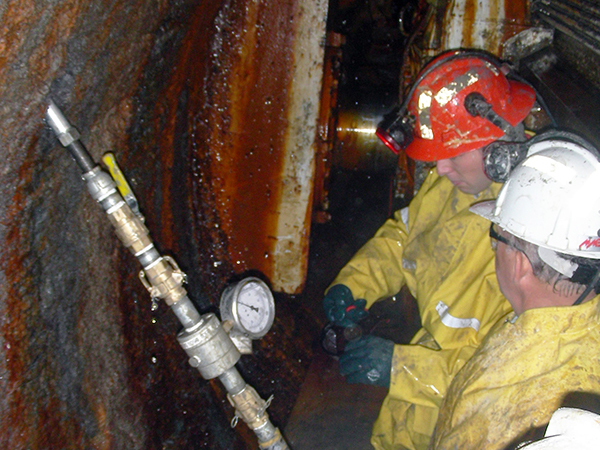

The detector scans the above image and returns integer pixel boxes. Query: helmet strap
[464,92,521,141]
[573,270,600,306]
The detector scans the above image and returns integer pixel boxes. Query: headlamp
[483,130,600,184]
[483,141,528,183]
[375,108,414,154]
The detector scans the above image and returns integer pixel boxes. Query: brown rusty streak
[1,161,48,447]
[0,0,35,75]
[151,2,222,251]
[462,0,476,49]
[504,0,528,23]
[209,0,295,275]
[502,0,530,43]
[313,32,344,221]
[155,95,176,250]
[490,0,500,43]
[1,228,30,448]
[88,400,111,450]
[137,3,264,444]
[4,140,87,448]
[28,1,84,83]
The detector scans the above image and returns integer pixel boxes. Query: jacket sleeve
[330,207,410,308]
[388,338,480,410]
[329,170,439,307]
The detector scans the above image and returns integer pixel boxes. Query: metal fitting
[103,199,152,255]
[139,256,187,306]
[177,313,241,379]
[83,167,117,203]
[46,100,82,147]
[222,321,253,355]
[258,428,288,450]
[227,385,270,431]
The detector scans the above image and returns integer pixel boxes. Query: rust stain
[1,156,34,448]
[89,401,111,450]
[441,0,529,56]
[489,0,500,49]
[502,0,530,43]
[313,32,344,221]
[1,155,73,448]
[1,0,322,447]
[0,0,36,74]
[461,0,476,49]
[2,228,31,448]
[29,2,84,81]
[205,0,296,276]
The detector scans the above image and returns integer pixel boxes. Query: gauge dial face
[235,280,274,336]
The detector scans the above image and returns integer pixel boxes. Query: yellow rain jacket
[331,170,512,450]
[430,295,600,450]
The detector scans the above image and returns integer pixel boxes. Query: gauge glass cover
[220,277,275,339]
[236,281,273,335]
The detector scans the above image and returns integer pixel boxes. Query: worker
[322,49,540,450]
[430,137,600,450]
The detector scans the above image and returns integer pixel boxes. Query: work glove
[323,284,368,328]
[338,335,393,388]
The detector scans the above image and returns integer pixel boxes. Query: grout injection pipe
[44,100,289,450]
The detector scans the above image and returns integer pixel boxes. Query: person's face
[491,224,524,314]
[436,148,492,195]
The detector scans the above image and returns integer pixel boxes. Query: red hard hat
[404,51,536,161]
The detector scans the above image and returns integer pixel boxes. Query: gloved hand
[323,284,368,328]
[338,335,394,388]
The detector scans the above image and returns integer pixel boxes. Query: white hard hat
[517,407,600,450]
[470,139,600,275]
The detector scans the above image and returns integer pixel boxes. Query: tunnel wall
[0,0,325,448]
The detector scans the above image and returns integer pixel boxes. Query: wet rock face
[0,0,316,448]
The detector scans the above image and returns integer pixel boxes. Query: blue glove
[323,284,368,328]
[338,335,393,388]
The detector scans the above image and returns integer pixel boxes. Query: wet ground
[285,347,388,449]
[279,167,417,449]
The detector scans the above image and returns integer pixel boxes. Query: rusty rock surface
[0,0,320,448]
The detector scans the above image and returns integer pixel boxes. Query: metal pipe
[219,367,247,394]
[219,367,289,449]
[44,99,289,449]
[46,100,96,173]
[170,296,202,329]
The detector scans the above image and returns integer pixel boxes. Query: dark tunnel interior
[3,0,600,449]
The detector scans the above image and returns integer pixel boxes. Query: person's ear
[514,249,533,285]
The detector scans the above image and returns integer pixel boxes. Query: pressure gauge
[220,277,275,339]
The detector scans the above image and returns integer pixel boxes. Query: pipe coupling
[139,256,187,306]
[177,313,241,379]
[227,385,270,431]
[83,167,117,203]
[105,200,152,255]
[258,428,288,450]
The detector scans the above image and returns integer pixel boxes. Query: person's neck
[520,283,596,313]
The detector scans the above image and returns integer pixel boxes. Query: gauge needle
[239,302,259,312]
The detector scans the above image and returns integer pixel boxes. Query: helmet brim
[501,79,537,126]
[405,129,502,161]
[469,200,497,222]
[470,196,598,276]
